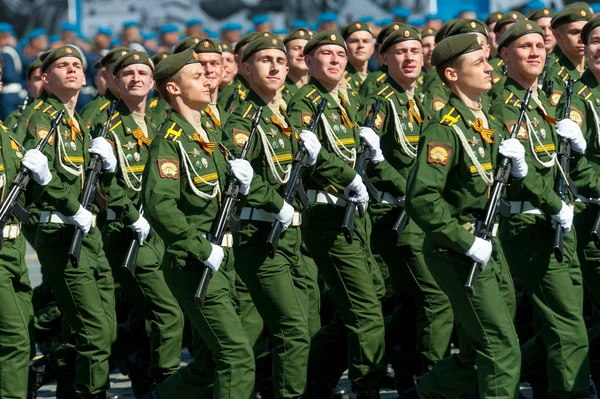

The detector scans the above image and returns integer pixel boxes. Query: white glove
[129,215,150,245]
[274,202,294,231]
[204,243,224,273]
[229,159,253,195]
[551,201,574,232]
[556,119,587,153]
[499,138,528,178]
[22,149,52,186]
[465,237,493,267]
[344,174,369,205]
[359,126,384,163]
[89,137,117,172]
[300,130,322,166]
[71,205,93,236]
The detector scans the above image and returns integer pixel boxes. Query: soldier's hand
[344,174,369,205]
[274,202,294,231]
[229,159,253,195]
[70,205,93,236]
[465,237,492,267]
[551,201,574,232]
[359,127,384,163]
[89,137,117,172]
[556,119,587,153]
[499,139,528,178]
[204,244,224,273]
[300,131,321,166]
[22,149,52,186]
[129,216,151,245]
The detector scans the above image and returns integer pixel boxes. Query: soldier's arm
[142,136,213,262]
[405,124,475,254]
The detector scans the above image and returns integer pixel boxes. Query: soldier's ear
[381,51,389,66]
[444,66,458,83]
[41,73,50,84]
[165,81,180,96]
[305,55,312,68]
[500,47,508,64]
[242,62,251,77]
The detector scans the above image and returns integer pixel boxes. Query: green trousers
[501,215,589,398]
[102,222,183,381]
[304,203,385,392]
[235,222,314,398]
[34,222,116,395]
[419,236,520,399]
[0,233,33,399]
[370,206,453,374]
[159,249,255,399]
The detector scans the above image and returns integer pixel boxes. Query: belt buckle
[292,211,302,227]
[8,225,18,239]
[221,232,233,248]
[491,222,499,238]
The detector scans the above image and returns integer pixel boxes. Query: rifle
[121,204,154,277]
[265,98,327,259]
[193,106,263,309]
[543,79,553,100]
[553,78,574,263]
[391,197,408,245]
[225,87,240,114]
[539,56,550,90]
[341,100,381,244]
[464,88,533,297]
[588,198,600,249]
[12,96,30,130]
[0,110,65,249]
[67,101,117,268]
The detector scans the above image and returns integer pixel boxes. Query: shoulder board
[305,88,322,104]
[377,84,394,99]
[577,85,593,101]
[99,100,111,112]
[376,72,387,83]
[557,66,569,82]
[504,93,520,107]
[440,107,461,127]
[0,122,8,132]
[41,104,60,117]
[148,98,159,109]
[33,99,44,110]
[242,103,257,120]
[497,59,504,67]
[164,122,182,141]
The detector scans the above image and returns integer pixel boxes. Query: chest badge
[478,147,485,158]
[123,141,136,151]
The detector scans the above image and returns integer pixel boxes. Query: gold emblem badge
[121,50,127,56]
[192,52,199,60]
[330,34,336,41]
[133,53,140,60]
[203,41,209,48]
[427,143,451,165]
[470,22,476,28]
[161,54,168,60]
[512,13,518,19]
[272,38,278,45]
[299,30,305,36]
[194,38,200,43]
[543,9,549,15]
[582,10,587,16]
[433,98,446,112]
[569,108,584,127]
[393,24,399,30]
[355,23,361,28]
[158,159,179,179]
[65,47,72,53]
[526,24,532,30]
[404,30,410,37]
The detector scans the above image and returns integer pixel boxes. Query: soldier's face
[27,67,44,99]
[94,66,108,96]
[305,45,348,86]
[554,21,586,59]
[421,36,436,69]
[43,56,85,94]
[446,49,492,94]
[168,63,211,107]
[383,40,423,85]
[221,52,237,87]
[584,27,600,75]
[535,17,556,53]
[346,31,375,63]
[116,64,154,99]
[197,52,223,90]
[243,49,288,94]
[286,39,309,73]
[501,33,546,82]
[103,65,120,95]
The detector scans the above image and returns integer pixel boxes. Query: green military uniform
[359,66,388,100]
[92,55,184,382]
[24,48,117,396]
[218,75,250,113]
[340,21,373,93]
[281,28,314,103]
[358,25,454,377]
[0,122,34,399]
[201,103,228,140]
[145,51,172,127]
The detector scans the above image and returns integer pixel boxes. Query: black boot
[332,386,350,399]
[28,354,58,399]
[354,389,380,399]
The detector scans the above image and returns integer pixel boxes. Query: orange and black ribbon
[270,114,293,138]
[408,100,424,124]
[131,128,153,147]
[338,105,356,128]
[472,118,495,144]
[192,133,216,155]
[204,106,222,129]
[66,118,82,142]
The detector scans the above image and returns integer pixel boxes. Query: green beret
[234,32,264,54]
[484,12,504,25]
[41,45,83,72]
[195,38,222,54]
[303,30,346,55]
[493,11,527,33]
[100,47,131,67]
[551,4,592,29]
[112,51,154,75]
[497,20,543,52]
[447,19,489,38]
[151,50,171,66]
[435,19,460,43]
[431,33,482,67]
[242,34,286,61]
[220,42,234,53]
[581,16,600,45]
[376,23,404,45]
[173,36,202,53]
[421,27,438,38]
[528,8,555,21]
[284,28,313,45]
[27,57,43,80]
[154,50,200,81]
[340,21,373,40]
[379,24,421,54]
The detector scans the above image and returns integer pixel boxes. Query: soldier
[219,42,237,90]
[546,4,592,106]
[24,45,118,398]
[0,25,25,121]
[358,24,454,389]
[484,11,503,61]
[80,47,131,128]
[90,50,184,392]
[406,33,523,398]
[529,8,558,88]
[419,27,437,82]
[287,30,386,398]
[341,21,375,92]
[282,28,312,101]
[491,20,600,396]
[141,49,278,398]
[4,57,44,133]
